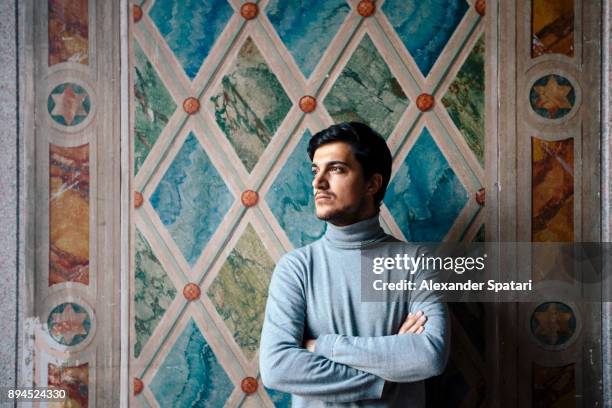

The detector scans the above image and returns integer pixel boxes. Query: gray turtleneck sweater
[259,215,450,407]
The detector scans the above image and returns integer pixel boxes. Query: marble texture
[265,131,327,248]
[150,319,234,407]
[266,386,292,407]
[384,128,468,242]
[149,0,233,79]
[532,0,574,57]
[443,35,485,165]
[207,224,274,360]
[324,35,409,139]
[134,228,177,358]
[48,0,89,65]
[150,132,234,266]
[266,0,350,77]
[49,144,90,286]
[531,137,574,242]
[48,362,89,407]
[382,0,468,76]
[532,363,576,406]
[210,38,291,172]
[134,41,176,175]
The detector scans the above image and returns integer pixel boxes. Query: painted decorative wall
[130,0,486,406]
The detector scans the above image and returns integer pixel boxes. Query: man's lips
[315,194,333,201]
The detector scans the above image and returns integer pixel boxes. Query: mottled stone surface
[382,0,468,76]
[266,386,292,407]
[443,35,485,165]
[385,128,468,242]
[48,0,89,65]
[134,228,177,358]
[207,224,275,360]
[150,132,234,266]
[531,137,573,242]
[150,319,234,407]
[266,0,350,77]
[210,38,291,172]
[0,0,17,389]
[134,41,176,175]
[150,0,233,79]
[532,0,574,57]
[48,363,89,407]
[265,131,326,247]
[49,144,90,285]
[324,35,409,139]
[533,363,576,406]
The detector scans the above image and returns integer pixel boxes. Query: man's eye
[330,166,342,172]
[311,168,318,175]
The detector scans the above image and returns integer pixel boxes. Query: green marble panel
[442,35,485,165]
[134,41,177,175]
[134,228,177,357]
[207,224,275,360]
[210,38,292,172]
[324,34,409,139]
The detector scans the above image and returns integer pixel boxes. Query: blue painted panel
[382,0,468,76]
[150,319,234,407]
[266,0,350,78]
[385,129,468,242]
[266,386,292,407]
[150,132,234,265]
[265,131,326,248]
[150,0,233,79]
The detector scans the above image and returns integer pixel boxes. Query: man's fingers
[398,312,427,334]
[415,326,424,335]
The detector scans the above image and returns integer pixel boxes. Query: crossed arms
[259,255,450,403]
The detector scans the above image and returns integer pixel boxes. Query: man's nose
[312,171,329,190]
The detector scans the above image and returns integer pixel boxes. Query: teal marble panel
[150,132,234,266]
[150,0,233,80]
[266,0,350,77]
[324,35,409,139]
[382,0,468,76]
[134,228,177,358]
[384,128,468,242]
[265,131,327,248]
[266,386,292,407]
[207,224,275,360]
[210,38,292,172]
[150,319,234,407]
[134,41,177,175]
[442,35,485,165]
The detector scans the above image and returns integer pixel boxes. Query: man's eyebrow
[311,160,350,168]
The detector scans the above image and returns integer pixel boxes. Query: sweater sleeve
[259,254,386,402]
[314,247,451,383]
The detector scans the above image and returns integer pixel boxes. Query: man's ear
[366,174,383,196]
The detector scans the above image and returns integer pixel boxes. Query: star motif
[49,304,89,344]
[534,76,573,118]
[533,303,573,345]
[50,85,88,125]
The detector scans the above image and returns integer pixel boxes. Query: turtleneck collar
[323,213,388,249]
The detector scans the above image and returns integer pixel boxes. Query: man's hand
[397,310,427,335]
[304,339,316,352]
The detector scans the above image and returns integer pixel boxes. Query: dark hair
[307,122,392,207]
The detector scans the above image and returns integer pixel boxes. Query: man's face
[311,141,376,226]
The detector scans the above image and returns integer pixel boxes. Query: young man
[259,122,450,407]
